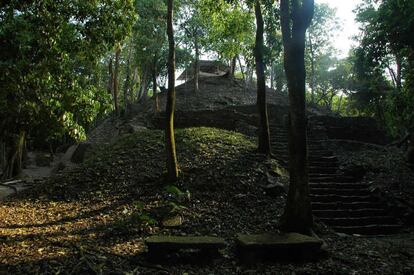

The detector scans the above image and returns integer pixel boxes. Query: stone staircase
[269,121,402,235]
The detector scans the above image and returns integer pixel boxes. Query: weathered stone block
[236,233,323,263]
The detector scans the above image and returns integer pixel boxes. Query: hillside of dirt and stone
[1,76,414,274]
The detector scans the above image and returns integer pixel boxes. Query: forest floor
[1,76,414,274]
[1,128,414,274]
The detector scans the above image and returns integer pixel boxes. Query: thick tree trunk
[255,0,271,155]
[165,0,179,181]
[113,46,121,116]
[280,0,314,235]
[194,35,200,93]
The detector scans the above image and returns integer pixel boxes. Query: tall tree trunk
[153,57,160,113]
[270,61,274,90]
[255,0,271,155]
[238,56,247,91]
[0,140,6,176]
[194,34,200,93]
[308,32,315,104]
[337,94,343,113]
[124,47,132,116]
[113,45,121,116]
[395,52,402,91]
[165,0,179,181]
[108,57,113,95]
[131,67,138,102]
[138,69,148,101]
[3,129,26,179]
[280,0,314,235]
[230,55,237,77]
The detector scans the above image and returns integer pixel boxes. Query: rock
[51,161,66,174]
[146,235,226,257]
[35,152,52,167]
[236,233,323,263]
[162,215,183,228]
[264,171,285,196]
[264,183,285,197]
[342,164,366,181]
[118,123,147,136]
[70,142,92,163]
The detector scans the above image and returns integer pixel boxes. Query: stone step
[236,233,323,262]
[312,201,383,210]
[309,175,358,183]
[313,208,388,218]
[272,150,333,157]
[275,155,337,162]
[318,216,396,227]
[310,187,371,196]
[146,235,225,257]
[310,194,376,203]
[309,182,369,189]
[333,224,402,235]
[308,161,339,167]
[309,167,339,174]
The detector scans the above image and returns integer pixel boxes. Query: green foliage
[199,0,255,61]
[352,0,414,135]
[0,0,135,144]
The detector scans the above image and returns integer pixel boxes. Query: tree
[280,0,314,234]
[306,3,340,103]
[254,0,271,155]
[0,0,135,178]
[178,0,208,93]
[353,0,414,136]
[165,0,179,181]
[199,0,255,72]
[113,44,121,116]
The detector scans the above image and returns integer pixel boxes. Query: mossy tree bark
[280,0,314,234]
[254,0,271,155]
[165,0,179,181]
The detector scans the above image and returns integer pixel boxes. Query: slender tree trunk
[395,52,402,91]
[131,67,138,102]
[138,69,148,101]
[113,46,121,116]
[237,56,246,82]
[337,94,343,113]
[0,140,6,176]
[124,47,132,116]
[108,57,113,95]
[308,32,315,104]
[3,129,26,179]
[255,0,271,155]
[280,0,314,235]
[165,0,179,181]
[238,56,248,91]
[153,58,160,113]
[230,55,237,77]
[270,61,274,90]
[194,34,200,93]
